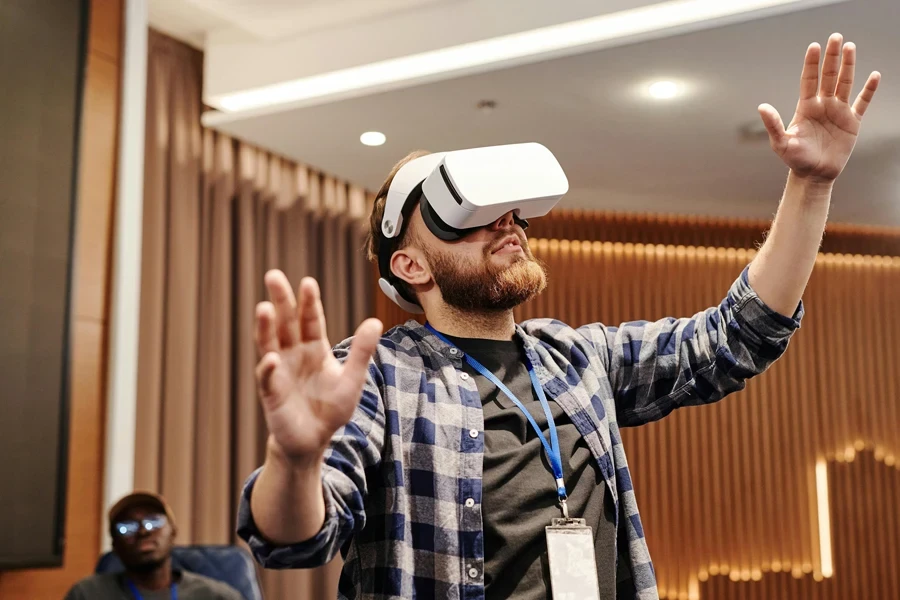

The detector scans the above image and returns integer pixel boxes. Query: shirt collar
[403,319,541,361]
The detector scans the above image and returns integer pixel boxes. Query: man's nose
[489,211,515,231]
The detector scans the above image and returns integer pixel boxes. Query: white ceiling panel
[185,0,456,39]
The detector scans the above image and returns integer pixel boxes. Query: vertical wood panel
[73,52,120,322]
[88,0,122,61]
[0,0,121,597]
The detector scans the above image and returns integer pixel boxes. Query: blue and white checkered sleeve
[580,265,803,427]
[236,339,386,568]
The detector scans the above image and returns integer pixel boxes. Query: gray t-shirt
[63,570,244,600]
[444,334,617,600]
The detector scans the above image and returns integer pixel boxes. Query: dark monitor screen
[0,0,89,569]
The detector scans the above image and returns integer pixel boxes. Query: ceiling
[148,0,454,48]
[150,0,900,226]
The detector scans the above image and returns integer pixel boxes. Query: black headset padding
[419,193,475,241]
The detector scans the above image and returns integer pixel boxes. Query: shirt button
[469,429,479,438]
[460,372,469,380]
[465,498,475,508]
[449,348,458,355]
[468,567,479,579]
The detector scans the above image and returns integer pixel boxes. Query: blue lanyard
[126,579,177,600]
[425,323,568,505]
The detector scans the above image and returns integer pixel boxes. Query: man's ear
[390,247,431,289]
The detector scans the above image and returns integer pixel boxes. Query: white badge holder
[545,517,602,600]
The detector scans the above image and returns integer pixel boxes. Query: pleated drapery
[136,30,372,600]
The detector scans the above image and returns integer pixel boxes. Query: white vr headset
[377,142,569,313]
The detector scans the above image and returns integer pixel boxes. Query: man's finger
[298,277,329,344]
[341,319,384,390]
[799,42,821,100]
[264,270,300,348]
[818,33,843,98]
[852,71,881,118]
[255,351,282,400]
[834,42,856,103]
[758,104,786,152]
[255,302,279,357]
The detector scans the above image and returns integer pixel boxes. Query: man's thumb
[758,103,786,151]
[344,319,384,381]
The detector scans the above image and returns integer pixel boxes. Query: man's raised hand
[758,33,880,183]
[255,270,383,463]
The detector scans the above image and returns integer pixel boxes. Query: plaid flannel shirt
[237,266,803,599]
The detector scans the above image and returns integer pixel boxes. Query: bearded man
[236,35,879,600]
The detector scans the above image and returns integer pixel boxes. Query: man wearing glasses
[64,491,243,600]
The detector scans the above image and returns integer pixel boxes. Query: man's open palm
[255,270,383,461]
[758,33,880,182]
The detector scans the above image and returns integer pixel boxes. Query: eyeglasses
[113,515,167,538]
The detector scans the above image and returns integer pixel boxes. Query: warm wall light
[208,0,846,114]
[815,459,834,578]
[688,577,700,600]
[360,131,386,146]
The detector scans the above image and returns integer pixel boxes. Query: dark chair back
[95,545,263,600]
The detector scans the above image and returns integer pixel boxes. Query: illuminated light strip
[205,0,846,117]
[815,458,835,578]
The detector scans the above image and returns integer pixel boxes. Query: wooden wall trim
[527,208,900,256]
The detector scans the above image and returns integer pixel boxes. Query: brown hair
[365,150,431,301]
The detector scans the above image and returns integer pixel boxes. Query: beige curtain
[136,30,372,599]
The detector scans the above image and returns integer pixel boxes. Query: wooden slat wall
[520,241,900,600]
[373,240,900,600]
[0,1,122,598]
[527,209,900,256]
[702,450,900,600]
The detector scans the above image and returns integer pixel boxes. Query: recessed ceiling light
[648,80,679,99]
[360,131,386,146]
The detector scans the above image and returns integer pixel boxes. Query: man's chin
[484,261,547,310]
[126,554,166,573]
[429,249,547,312]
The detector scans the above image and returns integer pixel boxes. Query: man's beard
[424,234,548,311]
